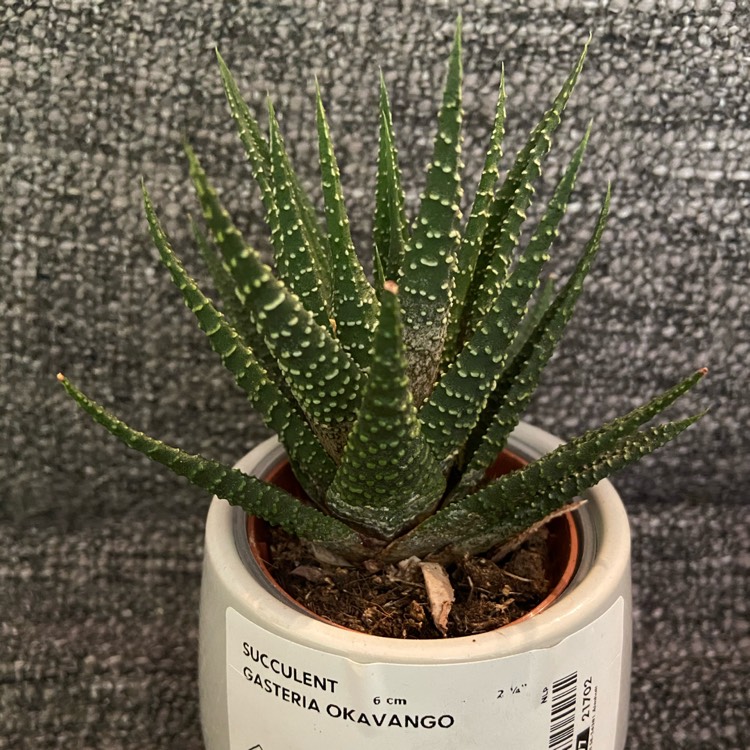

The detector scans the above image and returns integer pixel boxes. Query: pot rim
[205,422,631,663]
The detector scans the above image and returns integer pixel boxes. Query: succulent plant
[59,20,706,572]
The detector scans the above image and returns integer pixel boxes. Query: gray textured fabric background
[2,0,748,747]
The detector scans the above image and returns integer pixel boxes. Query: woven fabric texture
[2,0,748,747]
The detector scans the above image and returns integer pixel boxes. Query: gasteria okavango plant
[59,22,705,589]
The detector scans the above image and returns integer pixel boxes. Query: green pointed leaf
[372,77,394,276]
[419,130,592,470]
[456,186,610,493]
[185,142,255,296]
[444,71,506,363]
[58,374,363,557]
[191,217,274,369]
[463,38,590,338]
[230,252,360,460]
[185,149,361,459]
[325,282,446,540]
[192,214,305,431]
[144,187,336,500]
[388,410,704,562]
[372,242,386,297]
[399,19,464,405]
[215,52,333,308]
[373,73,409,282]
[288,168,333,300]
[268,108,333,302]
[503,274,557,364]
[186,145,317,407]
[215,51,273,206]
[267,102,331,326]
[315,83,380,368]
[451,412,707,557]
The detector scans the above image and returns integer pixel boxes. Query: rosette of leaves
[59,21,706,575]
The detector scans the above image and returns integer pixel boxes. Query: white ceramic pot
[199,422,632,750]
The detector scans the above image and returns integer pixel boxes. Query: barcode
[548,671,578,750]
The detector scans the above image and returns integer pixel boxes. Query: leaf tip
[384,280,399,295]
[378,69,390,109]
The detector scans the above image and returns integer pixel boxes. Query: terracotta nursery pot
[198,422,633,750]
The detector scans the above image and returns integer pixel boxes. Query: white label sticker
[226,598,624,750]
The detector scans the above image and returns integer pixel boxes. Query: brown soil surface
[266,526,553,639]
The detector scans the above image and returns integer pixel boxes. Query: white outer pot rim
[204,422,631,664]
